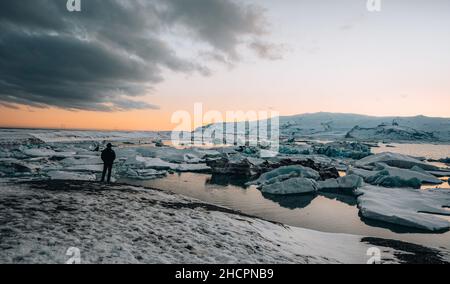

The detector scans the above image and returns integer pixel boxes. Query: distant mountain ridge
[199,112,450,142]
[279,113,450,141]
[280,112,450,132]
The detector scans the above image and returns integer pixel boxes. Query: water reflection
[206,174,250,188]
[320,192,357,207]
[262,193,317,210]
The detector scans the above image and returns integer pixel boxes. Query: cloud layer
[0,0,274,111]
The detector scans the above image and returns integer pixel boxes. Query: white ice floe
[355,152,438,171]
[47,171,96,181]
[64,164,104,173]
[348,164,443,188]
[123,168,167,180]
[249,165,320,187]
[261,178,318,195]
[21,148,77,158]
[318,175,363,194]
[133,147,219,164]
[355,185,450,232]
[0,159,35,176]
[0,181,405,264]
[60,157,103,167]
[427,170,450,178]
[124,156,209,173]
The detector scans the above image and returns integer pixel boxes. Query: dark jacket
[101,148,116,165]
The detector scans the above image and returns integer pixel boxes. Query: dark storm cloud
[0,0,275,111]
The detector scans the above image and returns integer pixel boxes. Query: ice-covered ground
[1,180,448,264]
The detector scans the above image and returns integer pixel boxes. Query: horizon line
[1,111,450,133]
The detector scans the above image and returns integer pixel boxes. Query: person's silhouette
[101,143,116,183]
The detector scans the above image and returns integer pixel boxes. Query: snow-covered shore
[2,180,448,264]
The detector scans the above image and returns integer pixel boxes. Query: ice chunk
[176,163,210,172]
[279,145,311,155]
[124,156,172,170]
[377,164,441,184]
[47,171,96,181]
[206,155,260,177]
[347,167,375,180]
[365,172,422,189]
[261,178,318,195]
[355,185,450,232]
[133,147,217,164]
[124,156,209,172]
[122,168,167,180]
[60,156,102,167]
[349,164,442,188]
[355,152,438,171]
[426,170,450,178]
[22,148,76,158]
[0,159,34,175]
[315,141,371,159]
[249,165,320,186]
[64,164,104,173]
[318,174,363,195]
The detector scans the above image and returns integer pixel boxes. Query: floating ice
[261,178,318,195]
[22,148,76,158]
[318,174,363,195]
[249,165,320,187]
[315,141,371,159]
[355,152,438,171]
[123,156,210,173]
[122,168,167,180]
[349,164,442,188]
[355,185,450,232]
[0,159,34,176]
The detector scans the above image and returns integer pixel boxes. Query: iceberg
[249,165,320,187]
[22,148,76,158]
[355,185,450,232]
[123,156,210,173]
[121,168,167,180]
[206,155,262,177]
[349,164,443,188]
[314,141,372,159]
[133,147,219,164]
[60,156,103,167]
[317,174,363,195]
[0,159,34,176]
[64,164,104,173]
[355,152,438,171]
[261,178,318,195]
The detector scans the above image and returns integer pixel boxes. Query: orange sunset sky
[1,1,449,131]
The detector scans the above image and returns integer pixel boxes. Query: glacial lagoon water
[121,142,450,250]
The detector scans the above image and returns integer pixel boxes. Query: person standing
[101,143,116,183]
